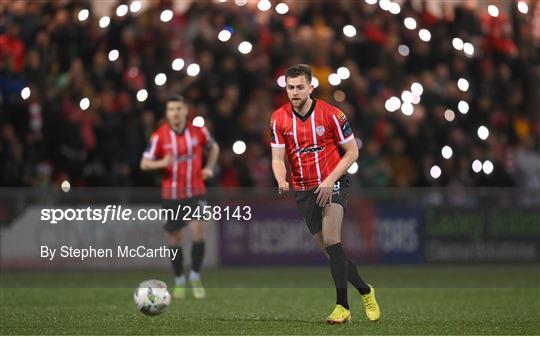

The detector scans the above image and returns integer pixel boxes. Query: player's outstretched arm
[140,154,172,171]
[271,146,289,194]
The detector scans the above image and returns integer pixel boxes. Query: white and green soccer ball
[133,280,171,315]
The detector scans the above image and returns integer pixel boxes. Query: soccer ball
[133,279,171,315]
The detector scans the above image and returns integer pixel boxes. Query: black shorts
[162,196,208,233]
[294,175,350,235]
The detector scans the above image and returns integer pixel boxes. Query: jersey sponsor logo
[295,146,324,154]
[174,154,196,162]
[341,121,353,138]
[315,126,325,137]
[338,110,347,122]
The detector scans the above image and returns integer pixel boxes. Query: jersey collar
[292,97,316,122]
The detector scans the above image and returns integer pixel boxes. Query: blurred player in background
[140,95,219,299]
[270,64,380,324]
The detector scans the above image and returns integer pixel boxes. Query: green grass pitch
[1,265,539,335]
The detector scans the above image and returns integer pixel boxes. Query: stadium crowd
[1,0,539,189]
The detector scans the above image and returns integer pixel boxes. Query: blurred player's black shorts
[294,175,350,235]
[161,196,208,232]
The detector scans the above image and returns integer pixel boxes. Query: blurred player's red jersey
[144,122,214,199]
[270,99,354,191]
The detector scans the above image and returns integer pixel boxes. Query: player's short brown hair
[285,64,312,84]
[166,94,187,104]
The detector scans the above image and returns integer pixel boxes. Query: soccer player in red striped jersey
[270,64,380,324]
[140,95,219,299]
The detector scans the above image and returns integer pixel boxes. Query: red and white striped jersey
[144,122,214,200]
[270,99,354,191]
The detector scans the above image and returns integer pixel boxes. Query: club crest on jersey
[316,126,325,137]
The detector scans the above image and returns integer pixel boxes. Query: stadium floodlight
[187,63,200,77]
[463,42,474,56]
[430,165,442,179]
[232,140,246,155]
[333,90,346,102]
[389,2,401,14]
[488,5,499,17]
[80,98,90,111]
[458,101,469,114]
[275,3,289,15]
[235,0,248,6]
[99,16,110,28]
[398,44,410,56]
[136,89,148,102]
[518,1,528,14]
[401,102,414,116]
[411,82,423,96]
[328,73,341,86]
[130,1,142,13]
[379,0,391,11]
[457,78,469,92]
[452,37,464,50]
[441,145,453,159]
[343,25,357,38]
[192,116,205,128]
[277,75,286,88]
[160,9,173,22]
[385,96,401,112]
[21,87,30,100]
[257,0,271,11]
[218,29,232,42]
[311,77,319,88]
[116,4,128,17]
[108,49,119,61]
[401,90,413,103]
[172,58,185,71]
[347,162,359,174]
[337,67,350,80]
[472,159,482,173]
[154,73,167,86]
[404,17,417,30]
[483,160,494,175]
[477,125,489,140]
[238,41,253,54]
[365,0,377,4]
[419,29,431,42]
[411,94,421,104]
[78,9,89,22]
[444,109,455,122]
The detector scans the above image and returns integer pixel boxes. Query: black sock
[169,246,183,277]
[325,242,349,309]
[191,241,205,273]
[347,259,371,295]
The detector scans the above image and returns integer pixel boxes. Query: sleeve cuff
[338,134,355,145]
[271,143,286,148]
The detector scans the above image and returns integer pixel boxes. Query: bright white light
[328,73,341,86]
[430,165,442,179]
[61,180,70,193]
[257,0,271,11]
[108,49,119,61]
[389,2,401,14]
[232,140,247,155]
[337,67,350,80]
[463,42,474,56]
[411,82,423,96]
[238,41,253,54]
[347,162,359,174]
[379,0,391,11]
[99,16,110,28]
[398,44,410,56]
[477,125,489,140]
[343,25,357,38]
[154,73,167,86]
[419,29,431,42]
[365,0,377,4]
[483,160,494,174]
[136,89,148,102]
[518,1,528,14]
[311,77,319,88]
[488,5,499,17]
[79,97,90,110]
[277,75,286,88]
[192,116,205,128]
[187,63,200,77]
[21,87,30,100]
[218,29,232,42]
[160,9,173,22]
[458,101,469,114]
[472,160,483,173]
[444,109,455,122]
[172,58,184,71]
[385,96,401,112]
[235,0,248,5]
[401,90,413,103]
[78,9,89,22]
[457,78,469,92]
[404,17,417,30]
[275,3,289,14]
[116,4,128,17]
[130,1,142,13]
[401,102,414,116]
[452,37,464,50]
[441,145,453,159]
